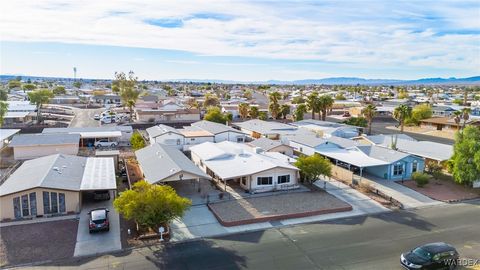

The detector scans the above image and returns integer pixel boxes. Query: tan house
[134,101,200,123]
[419,117,480,132]
[247,137,294,157]
[9,133,80,160]
[0,154,116,221]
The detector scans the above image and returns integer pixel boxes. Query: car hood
[403,252,428,265]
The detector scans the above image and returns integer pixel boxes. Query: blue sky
[1,0,479,81]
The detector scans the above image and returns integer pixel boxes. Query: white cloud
[1,0,479,73]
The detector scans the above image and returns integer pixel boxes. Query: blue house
[288,134,424,180]
[357,146,425,180]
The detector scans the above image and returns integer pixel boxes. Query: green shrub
[412,172,430,187]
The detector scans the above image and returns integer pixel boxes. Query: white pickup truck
[94,139,118,148]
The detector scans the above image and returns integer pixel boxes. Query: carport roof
[80,158,117,190]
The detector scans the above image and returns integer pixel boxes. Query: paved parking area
[0,219,78,267]
[73,191,121,257]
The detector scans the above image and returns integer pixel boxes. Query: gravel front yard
[399,180,480,202]
[208,191,352,226]
[0,219,79,267]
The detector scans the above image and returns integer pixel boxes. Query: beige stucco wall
[250,167,298,191]
[0,188,80,220]
[13,144,79,160]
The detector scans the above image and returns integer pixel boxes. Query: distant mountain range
[1,74,479,85]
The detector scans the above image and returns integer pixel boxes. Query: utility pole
[73,67,77,81]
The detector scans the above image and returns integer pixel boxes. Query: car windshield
[412,247,433,260]
[91,210,106,221]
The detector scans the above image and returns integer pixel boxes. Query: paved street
[326,116,455,145]
[69,107,103,128]
[24,201,480,270]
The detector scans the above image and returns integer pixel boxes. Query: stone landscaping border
[207,203,352,227]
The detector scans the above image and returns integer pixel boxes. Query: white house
[191,120,245,143]
[146,124,185,149]
[190,141,299,193]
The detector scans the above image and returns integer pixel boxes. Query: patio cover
[317,148,388,168]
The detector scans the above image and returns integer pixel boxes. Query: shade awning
[80,158,117,190]
[317,148,388,168]
[78,131,122,138]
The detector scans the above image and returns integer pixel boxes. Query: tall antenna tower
[73,67,77,80]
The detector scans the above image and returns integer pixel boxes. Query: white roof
[0,129,20,141]
[78,131,122,138]
[317,147,388,168]
[190,141,298,180]
[5,111,30,118]
[80,158,117,190]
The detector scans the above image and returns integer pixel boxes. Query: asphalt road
[28,201,480,270]
[326,116,455,145]
[69,107,103,128]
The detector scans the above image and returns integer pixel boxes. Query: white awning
[78,131,122,139]
[317,148,388,168]
[80,158,117,190]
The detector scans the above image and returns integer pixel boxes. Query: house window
[412,161,418,173]
[21,195,29,217]
[237,137,244,143]
[43,191,50,214]
[29,192,37,216]
[13,197,21,219]
[300,147,303,152]
[257,177,273,185]
[51,192,58,213]
[176,139,181,145]
[277,175,290,184]
[58,193,66,213]
[393,163,403,176]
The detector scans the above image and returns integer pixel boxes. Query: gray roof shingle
[135,143,209,183]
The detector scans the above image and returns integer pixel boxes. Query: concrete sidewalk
[361,176,444,209]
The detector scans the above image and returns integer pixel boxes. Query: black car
[93,190,111,201]
[400,242,459,269]
[88,208,110,233]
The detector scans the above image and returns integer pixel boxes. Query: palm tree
[294,104,307,121]
[280,104,290,119]
[453,111,462,127]
[238,103,250,120]
[318,95,334,121]
[268,91,282,119]
[249,106,259,119]
[393,104,412,133]
[362,104,377,135]
[461,108,471,129]
[306,92,319,119]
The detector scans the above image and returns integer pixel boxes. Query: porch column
[359,167,363,184]
[224,178,227,191]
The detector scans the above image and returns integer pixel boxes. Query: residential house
[9,133,80,160]
[92,94,121,105]
[146,124,185,149]
[247,137,294,156]
[288,134,424,180]
[191,120,245,143]
[232,119,299,140]
[135,143,209,184]
[419,117,479,132]
[360,134,453,166]
[0,154,116,221]
[431,106,458,117]
[134,101,200,123]
[292,119,360,138]
[190,141,299,193]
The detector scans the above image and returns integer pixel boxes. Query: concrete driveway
[73,190,121,257]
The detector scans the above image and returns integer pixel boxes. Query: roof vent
[53,167,59,171]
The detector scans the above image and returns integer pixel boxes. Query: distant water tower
[73,67,77,80]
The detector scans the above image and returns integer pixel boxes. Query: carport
[77,131,122,148]
[316,147,388,178]
[74,157,121,257]
[79,157,117,206]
